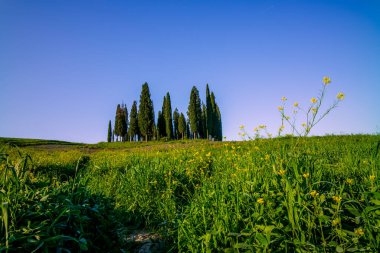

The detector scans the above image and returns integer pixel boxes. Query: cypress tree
[138,82,155,142]
[164,92,173,139]
[114,104,121,141]
[173,108,179,140]
[178,112,186,140]
[187,86,202,139]
[206,84,213,140]
[201,103,207,139]
[215,104,223,140]
[107,120,112,142]
[160,96,167,137]
[157,110,165,139]
[209,92,222,141]
[119,104,127,142]
[129,101,139,141]
[186,119,191,139]
[123,105,129,142]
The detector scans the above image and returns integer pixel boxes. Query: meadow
[1,135,379,252]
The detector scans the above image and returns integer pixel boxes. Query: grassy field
[1,135,379,252]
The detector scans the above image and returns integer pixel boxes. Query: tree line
[107,83,222,142]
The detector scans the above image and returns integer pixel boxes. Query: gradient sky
[1,0,379,143]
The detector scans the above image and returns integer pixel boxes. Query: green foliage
[138,83,155,141]
[0,152,119,252]
[3,135,379,252]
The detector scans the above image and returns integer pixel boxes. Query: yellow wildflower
[303,173,310,179]
[278,106,284,111]
[346,178,353,185]
[310,97,318,104]
[322,76,331,85]
[293,102,299,107]
[332,218,340,226]
[257,198,265,204]
[265,154,270,161]
[332,196,342,203]
[310,190,319,198]
[259,124,266,129]
[354,228,365,236]
[311,107,317,114]
[278,169,286,176]
[369,175,376,181]
[240,125,245,130]
[281,96,287,101]
[336,92,345,100]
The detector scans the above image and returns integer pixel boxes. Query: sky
[1,0,379,143]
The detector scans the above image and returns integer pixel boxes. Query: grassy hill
[0,135,379,252]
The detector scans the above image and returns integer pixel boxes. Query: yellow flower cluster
[310,97,318,104]
[281,96,287,101]
[277,169,286,176]
[332,218,340,226]
[310,190,319,198]
[346,178,353,185]
[303,173,310,179]
[332,196,342,203]
[354,228,365,236]
[257,198,265,204]
[370,175,376,181]
[278,106,284,111]
[293,102,299,107]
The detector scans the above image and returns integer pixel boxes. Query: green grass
[1,135,380,252]
[0,137,82,147]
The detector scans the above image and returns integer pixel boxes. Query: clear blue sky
[1,0,379,143]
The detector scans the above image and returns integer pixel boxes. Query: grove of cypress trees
[107,120,112,142]
[173,108,179,140]
[187,86,202,139]
[164,92,173,139]
[129,101,139,141]
[138,82,155,142]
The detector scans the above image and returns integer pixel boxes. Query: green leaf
[256,233,268,246]
[336,245,344,253]
[234,243,252,249]
[40,195,49,202]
